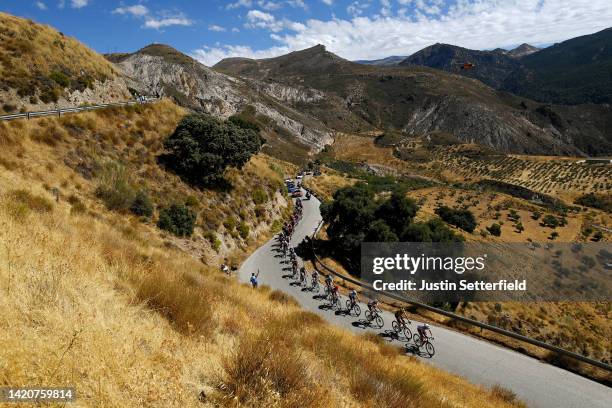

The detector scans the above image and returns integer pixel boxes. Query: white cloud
[113,5,149,17]
[193,44,291,66]
[144,16,193,29]
[226,0,253,9]
[227,0,306,10]
[209,24,227,32]
[321,0,334,5]
[70,0,89,8]
[36,1,47,10]
[195,0,612,65]
[112,3,193,30]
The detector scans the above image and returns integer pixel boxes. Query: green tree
[541,214,560,228]
[365,220,398,242]
[434,206,477,233]
[157,204,196,237]
[487,223,502,237]
[130,190,153,218]
[375,192,418,236]
[161,114,264,187]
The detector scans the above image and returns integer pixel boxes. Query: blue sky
[2,1,612,66]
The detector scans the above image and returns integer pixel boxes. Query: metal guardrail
[303,187,612,373]
[0,99,158,122]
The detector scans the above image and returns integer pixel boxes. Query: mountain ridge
[215,44,612,156]
[400,28,612,105]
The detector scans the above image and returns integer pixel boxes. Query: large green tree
[321,184,461,272]
[161,114,264,187]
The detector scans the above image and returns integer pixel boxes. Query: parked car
[291,190,303,198]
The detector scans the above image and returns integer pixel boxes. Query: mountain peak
[508,43,540,58]
[136,43,197,65]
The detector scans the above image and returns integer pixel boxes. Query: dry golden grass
[0,99,295,265]
[303,168,357,200]
[0,12,121,107]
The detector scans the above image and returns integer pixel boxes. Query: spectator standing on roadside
[250,270,260,288]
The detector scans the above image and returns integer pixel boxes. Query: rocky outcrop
[403,96,581,156]
[0,76,132,113]
[111,44,334,153]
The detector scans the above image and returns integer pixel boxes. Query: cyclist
[394,307,409,328]
[367,299,379,315]
[311,269,319,284]
[324,274,333,289]
[291,259,298,276]
[417,323,430,342]
[348,289,358,307]
[330,285,340,303]
[299,266,307,283]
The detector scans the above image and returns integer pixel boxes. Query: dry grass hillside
[0,108,526,406]
[0,12,129,112]
[0,99,297,265]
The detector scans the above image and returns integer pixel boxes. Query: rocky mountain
[108,44,334,158]
[506,43,541,58]
[355,56,407,66]
[503,28,612,104]
[216,45,612,156]
[401,28,612,105]
[399,43,522,89]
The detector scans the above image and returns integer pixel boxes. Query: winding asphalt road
[239,191,611,408]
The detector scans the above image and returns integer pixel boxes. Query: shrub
[203,231,221,251]
[67,194,86,214]
[49,71,70,88]
[541,214,560,228]
[237,221,250,239]
[2,103,17,113]
[252,188,268,205]
[130,190,153,218]
[487,223,502,236]
[8,189,53,213]
[157,204,196,237]
[161,114,264,187]
[435,206,477,233]
[184,195,199,207]
[223,216,237,231]
[592,230,604,242]
[95,163,137,212]
[39,86,61,103]
[575,193,612,213]
[228,115,261,132]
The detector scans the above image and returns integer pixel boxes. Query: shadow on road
[405,344,432,359]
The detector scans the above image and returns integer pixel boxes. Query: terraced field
[435,150,612,201]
